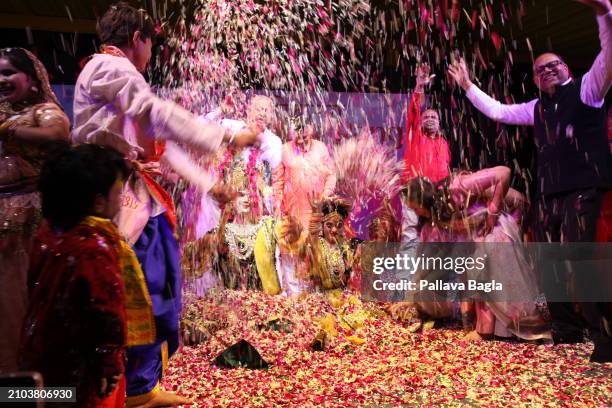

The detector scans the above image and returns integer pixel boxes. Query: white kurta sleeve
[580,11,612,108]
[161,141,218,193]
[258,130,283,170]
[465,84,537,126]
[88,60,225,154]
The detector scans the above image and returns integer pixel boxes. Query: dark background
[1,0,609,198]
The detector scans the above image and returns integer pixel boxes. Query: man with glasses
[448,0,611,362]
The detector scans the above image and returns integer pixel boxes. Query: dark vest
[533,78,611,196]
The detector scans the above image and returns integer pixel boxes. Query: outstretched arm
[161,141,217,193]
[577,0,612,107]
[448,58,537,126]
[89,59,225,154]
[455,166,511,214]
[406,63,434,141]
[403,63,431,180]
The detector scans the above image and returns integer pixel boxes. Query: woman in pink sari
[273,119,336,229]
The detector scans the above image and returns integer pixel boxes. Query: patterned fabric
[315,237,355,290]
[21,220,127,407]
[0,48,69,373]
[81,216,156,346]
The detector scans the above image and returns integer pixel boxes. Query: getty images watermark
[370,253,502,293]
[359,242,612,303]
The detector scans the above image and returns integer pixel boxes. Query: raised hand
[415,63,435,92]
[307,191,322,212]
[447,58,473,91]
[575,0,612,15]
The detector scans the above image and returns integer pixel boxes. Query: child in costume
[72,3,257,405]
[21,145,139,407]
[303,198,360,291]
[255,198,359,293]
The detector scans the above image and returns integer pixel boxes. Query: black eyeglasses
[534,60,564,75]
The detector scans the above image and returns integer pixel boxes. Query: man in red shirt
[402,64,451,184]
[401,64,451,242]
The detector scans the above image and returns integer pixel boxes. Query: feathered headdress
[331,129,403,208]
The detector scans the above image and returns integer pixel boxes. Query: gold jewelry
[224,219,266,260]
[319,238,345,288]
[322,211,342,223]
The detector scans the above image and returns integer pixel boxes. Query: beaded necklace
[224,217,267,261]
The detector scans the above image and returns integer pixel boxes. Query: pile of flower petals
[164,290,611,407]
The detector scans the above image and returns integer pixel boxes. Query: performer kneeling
[393,167,550,342]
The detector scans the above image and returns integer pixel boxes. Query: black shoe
[589,347,612,363]
[552,331,583,345]
[589,333,612,363]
